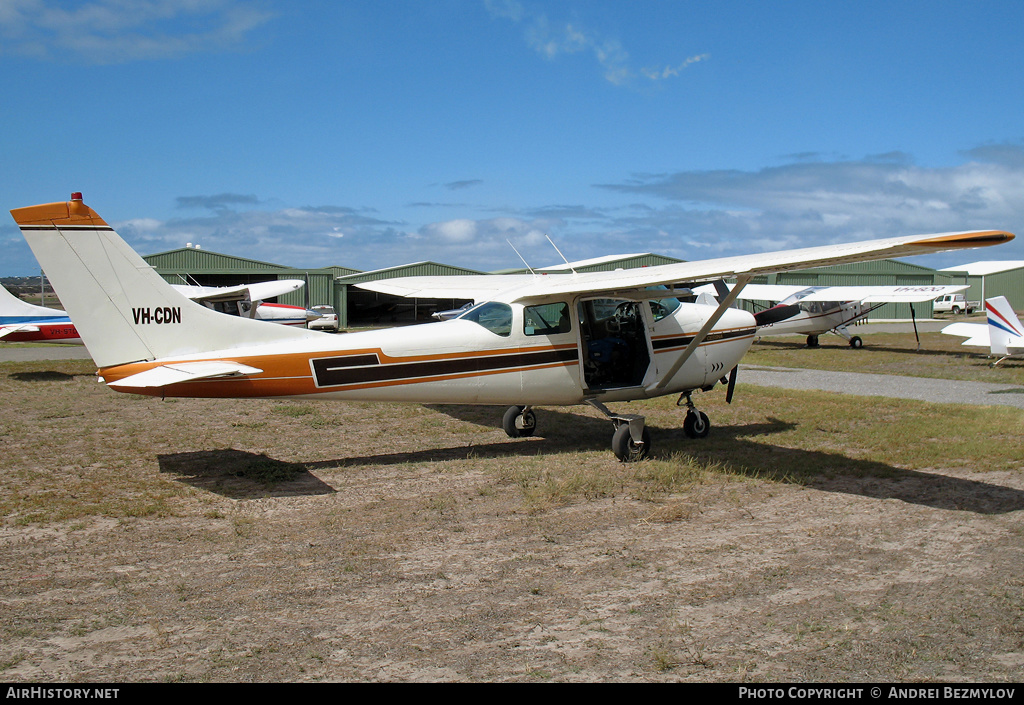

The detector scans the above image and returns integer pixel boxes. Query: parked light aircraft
[11,194,1014,460]
[941,296,1024,366]
[0,282,81,343]
[0,275,316,345]
[693,283,971,348]
[168,280,321,327]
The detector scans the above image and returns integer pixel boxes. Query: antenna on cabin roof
[507,240,536,275]
[546,235,576,275]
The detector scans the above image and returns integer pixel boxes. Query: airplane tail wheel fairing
[612,424,650,462]
[683,410,710,439]
[849,336,863,349]
[806,335,819,348]
[502,405,536,438]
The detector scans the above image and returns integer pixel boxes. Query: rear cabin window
[458,302,513,337]
[524,303,571,336]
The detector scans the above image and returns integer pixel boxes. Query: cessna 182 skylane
[693,283,972,348]
[11,194,1014,461]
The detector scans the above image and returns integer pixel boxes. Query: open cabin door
[576,298,653,392]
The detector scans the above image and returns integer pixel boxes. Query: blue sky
[2,0,1023,276]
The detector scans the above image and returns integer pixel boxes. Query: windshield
[457,302,512,337]
[645,286,681,321]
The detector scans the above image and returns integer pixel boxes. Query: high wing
[693,283,971,304]
[170,279,304,303]
[356,274,539,301]
[358,232,1011,304]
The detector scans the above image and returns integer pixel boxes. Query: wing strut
[649,274,752,392]
[910,303,920,351]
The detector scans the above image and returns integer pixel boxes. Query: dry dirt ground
[1,357,1023,682]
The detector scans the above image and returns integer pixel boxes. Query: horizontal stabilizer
[107,361,263,389]
[0,325,42,338]
[941,322,990,348]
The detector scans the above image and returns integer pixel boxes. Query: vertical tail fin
[11,193,314,368]
[985,296,1024,356]
[0,282,70,322]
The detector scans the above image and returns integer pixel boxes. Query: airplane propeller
[753,303,801,327]
[725,365,739,404]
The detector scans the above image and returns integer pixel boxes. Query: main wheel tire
[849,336,863,349]
[683,410,710,439]
[806,335,819,348]
[612,424,651,462]
[502,406,536,438]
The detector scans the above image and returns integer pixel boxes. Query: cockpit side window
[524,302,571,336]
[457,302,513,337]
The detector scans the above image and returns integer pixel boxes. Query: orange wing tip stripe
[911,230,1015,248]
[10,194,109,227]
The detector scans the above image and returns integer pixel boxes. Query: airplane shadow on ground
[158,404,1024,514]
[8,370,82,382]
[157,448,336,500]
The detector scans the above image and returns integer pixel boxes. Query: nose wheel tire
[612,424,651,462]
[683,410,710,439]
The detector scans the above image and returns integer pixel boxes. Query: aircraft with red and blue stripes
[942,296,1024,366]
[0,283,81,344]
[1,266,319,345]
[11,193,1014,460]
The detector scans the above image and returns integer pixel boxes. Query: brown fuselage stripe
[311,347,578,388]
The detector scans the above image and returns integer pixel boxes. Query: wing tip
[912,230,1015,248]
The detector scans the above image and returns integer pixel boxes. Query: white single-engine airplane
[941,296,1024,366]
[693,283,971,348]
[11,194,1014,461]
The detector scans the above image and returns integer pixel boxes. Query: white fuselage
[755,301,865,338]
[100,296,757,407]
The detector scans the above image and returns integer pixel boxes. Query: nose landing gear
[677,391,711,439]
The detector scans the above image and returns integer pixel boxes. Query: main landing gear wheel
[585,399,649,463]
[849,335,863,349]
[612,424,651,462]
[806,334,820,348]
[683,410,710,439]
[502,405,536,438]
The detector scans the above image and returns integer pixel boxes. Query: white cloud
[593,151,1024,266]
[0,0,274,64]
[486,0,706,87]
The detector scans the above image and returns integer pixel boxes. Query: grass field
[0,352,1022,682]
